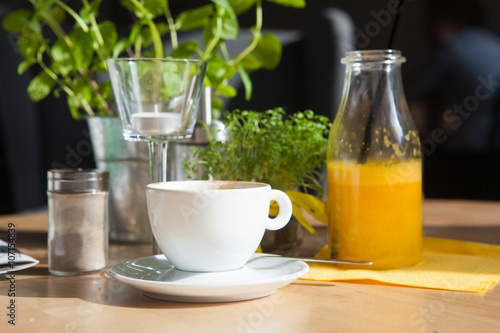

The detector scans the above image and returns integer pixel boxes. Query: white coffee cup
[146,180,293,272]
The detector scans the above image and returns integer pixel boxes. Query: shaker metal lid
[47,169,109,193]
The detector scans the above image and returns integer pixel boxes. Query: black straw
[357,0,406,164]
[387,0,406,49]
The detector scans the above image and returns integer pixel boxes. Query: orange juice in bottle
[327,50,423,269]
[327,160,422,269]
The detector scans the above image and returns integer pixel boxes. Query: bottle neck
[341,62,406,113]
[331,54,419,163]
[341,50,406,101]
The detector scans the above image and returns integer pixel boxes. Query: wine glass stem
[148,140,169,254]
[148,140,169,183]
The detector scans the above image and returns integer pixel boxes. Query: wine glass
[106,58,207,251]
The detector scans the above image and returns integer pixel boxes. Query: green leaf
[120,0,135,14]
[237,64,252,101]
[32,0,55,11]
[121,0,146,19]
[206,52,227,84]
[2,9,33,33]
[203,16,216,46]
[176,5,214,31]
[27,71,56,102]
[211,0,236,17]
[17,59,37,75]
[156,22,169,35]
[229,0,256,15]
[17,27,40,60]
[266,0,306,8]
[219,10,239,40]
[112,38,131,58]
[67,76,95,118]
[67,94,83,119]
[142,49,156,58]
[139,26,154,47]
[53,87,62,98]
[240,54,261,70]
[138,22,168,49]
[203,75,212,85]
[123,0,163,19]
[143,0,167,18]
[129,19,145,44]
[69,28,95,69]
[161,68,182,98]
[251,32,281,70]
[96,82,112,108]
[51,37,74,76]
[71,77,93,104]
[49,5,66,24]
[212,96,224,110]
[203,7,239,45]
[79,0,102,24]
[212,96,224,119]
[90,57,107,72]
[170,41,199,59]
[218,84,237,98]
[96,21,118,52]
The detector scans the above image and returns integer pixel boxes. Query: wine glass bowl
[106,58,207,142]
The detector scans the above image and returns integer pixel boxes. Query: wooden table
[1,200,500,332]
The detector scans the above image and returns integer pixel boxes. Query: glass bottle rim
[341,49,406,65]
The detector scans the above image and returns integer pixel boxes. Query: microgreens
[184,107,331,195]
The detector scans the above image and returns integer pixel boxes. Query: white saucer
[108,254,309,303]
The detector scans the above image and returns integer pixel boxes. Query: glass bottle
[327,50,422,269]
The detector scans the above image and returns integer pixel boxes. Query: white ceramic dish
[108,254,309,303]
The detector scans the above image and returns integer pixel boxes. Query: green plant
[1,0,306,119]
[185,107,331,195]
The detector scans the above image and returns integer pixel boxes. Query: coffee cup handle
[266,190,293,231]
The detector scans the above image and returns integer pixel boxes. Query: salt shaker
[47,169,109,276]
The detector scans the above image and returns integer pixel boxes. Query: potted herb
[185,107,331,254]
[1,0,306,117]
[1,0,306,242]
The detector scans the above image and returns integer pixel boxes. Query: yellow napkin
[301,237,500,293]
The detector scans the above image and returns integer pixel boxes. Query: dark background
[1,0,500,213]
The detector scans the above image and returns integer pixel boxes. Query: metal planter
[87,116,152,243]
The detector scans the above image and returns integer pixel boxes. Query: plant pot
[87,116,152,243]
[260,216,303,255]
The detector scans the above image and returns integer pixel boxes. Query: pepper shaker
[47,169,109,276]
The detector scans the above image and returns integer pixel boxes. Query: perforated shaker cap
[47,169,109,193]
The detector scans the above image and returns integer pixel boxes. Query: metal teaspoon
[246,255,372,265]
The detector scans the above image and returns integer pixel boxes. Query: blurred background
[2,0,500,214]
